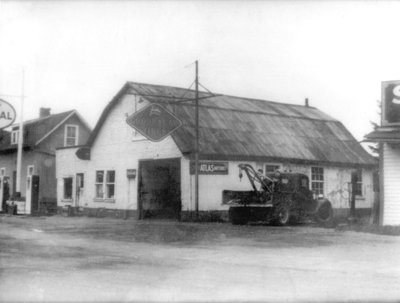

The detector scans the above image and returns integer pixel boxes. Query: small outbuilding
[56,82,376,220]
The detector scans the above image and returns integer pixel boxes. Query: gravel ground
[0,215,400,303]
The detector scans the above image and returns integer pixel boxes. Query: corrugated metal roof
[88,81,376,167]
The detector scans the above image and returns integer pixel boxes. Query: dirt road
[1,215,400,302]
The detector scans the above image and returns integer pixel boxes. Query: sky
[1,0,400,152]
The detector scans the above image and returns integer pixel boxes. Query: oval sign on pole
[0,99,17,129]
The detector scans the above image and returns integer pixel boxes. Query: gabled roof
[0,110,89,152]
[86,81,376,167]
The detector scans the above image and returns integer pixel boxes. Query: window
[11,130,19,144]
[354,169,363,196]
[0,168,5,176]
[311,167,324,195]
[63,177,73,200]
[95,170,115,199]
[27,165,34,176]
[64,125,78,146]
[265,164,281,174]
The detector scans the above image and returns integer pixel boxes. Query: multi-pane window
[311,167,324,195]
[265,164,281,174]
[65,125,78,146]
[95,170,115,199]
[354,169,363,196]
[11,130,19,144]
[63,177,73,200]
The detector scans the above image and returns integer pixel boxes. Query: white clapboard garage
[56,81,377,220]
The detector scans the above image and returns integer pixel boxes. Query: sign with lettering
[126,104,182,142]
[190,161,229,175]
[382,80,400,125]
[0,99,16,129]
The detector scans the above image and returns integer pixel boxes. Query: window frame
[64,124,79,147]
[311,166,324,196]
[11,130,19,145]
[27,165,34,176]
[63,177,73,201]
[94,170,116,202]
[354,169,363,197]
[264,163,281,174]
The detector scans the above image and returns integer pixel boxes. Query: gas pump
[25,174,32,214]
[25,166,39,215]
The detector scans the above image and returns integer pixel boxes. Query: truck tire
[273,204,290,226]
[315,200,333,224]
[229,207,249,225]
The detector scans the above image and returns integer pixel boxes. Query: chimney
[305,98,309,107]
[39,107,51,118]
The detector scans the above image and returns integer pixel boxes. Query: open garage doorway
[138,158,181,220]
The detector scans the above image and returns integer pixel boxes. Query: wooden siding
[382,143,400,225]
[38,114,91,153]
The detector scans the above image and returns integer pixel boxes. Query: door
[31,175,40,213]
[138,158,181,220]
[1,177,10,212]
[75,173,84,207]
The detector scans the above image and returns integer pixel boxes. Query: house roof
[364,126,400,143]
[86,81,376,167]
[0,110,86,152]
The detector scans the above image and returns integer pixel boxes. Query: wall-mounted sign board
[189,161,229,175]
[126,104,182,142]
[382,80,400,126]
[0,99,16,129]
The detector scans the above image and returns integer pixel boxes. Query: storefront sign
[126,104,182,142]
[0,99,16,129]
[190,161,229,175]
[382,80,400,125]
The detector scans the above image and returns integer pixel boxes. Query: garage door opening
[138,158,181,220]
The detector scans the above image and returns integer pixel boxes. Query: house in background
[0,108,91,214]
[56,82,377,221]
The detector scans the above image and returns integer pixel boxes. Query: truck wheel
[229,207,249,225]
[273,204,290,226]
[316,201,333,223]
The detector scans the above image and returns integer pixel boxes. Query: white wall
[181,159,375,212]
[56,94,183,211]
[382,143,400,225]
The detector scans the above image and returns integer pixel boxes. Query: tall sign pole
[16,69,25,197]
[195,60,199,219]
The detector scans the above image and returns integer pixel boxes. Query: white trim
[64,124,79,147]
[27,165,34,176]
[35,111,75,146]
[73,111,92,132]
[11,130,19,145]
[310,166,324,195]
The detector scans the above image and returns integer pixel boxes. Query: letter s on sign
[392,85,400,104]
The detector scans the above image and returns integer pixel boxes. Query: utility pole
[195,60,199,219]
[16,69,25,198]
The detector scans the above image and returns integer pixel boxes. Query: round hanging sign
[0,99,16,129]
